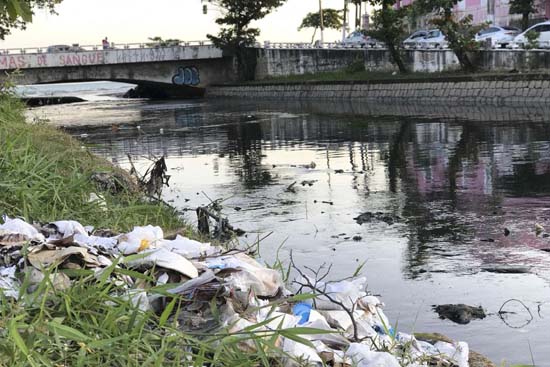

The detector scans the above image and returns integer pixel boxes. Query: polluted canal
[29,86,550,365]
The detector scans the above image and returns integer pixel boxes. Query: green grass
[0,92,184,233]
[0,262,316,366]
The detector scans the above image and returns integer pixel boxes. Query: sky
[0,0,368,49]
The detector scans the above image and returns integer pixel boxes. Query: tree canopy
[298,9,343,43]
[206,0,286,49]
[206,0,286,80]
[367,0,409,73]
[509,0,537,30]
[0,0,61,39]
[413,0,484,71]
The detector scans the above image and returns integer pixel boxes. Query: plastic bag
[207,253,282,297]
[0,216,44,242]
[50,220,88,238]
[161,235,219,258]
[117,225,163,254]
[125,248,198,279]
[434,341,469,367]
[346,343,400,367]
[312,277,368,310]
[0,266,19,298]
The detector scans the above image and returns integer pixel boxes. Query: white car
[416,29,448,49]
[342,31,384,48]
[475,26,520,48]
[509,21,550,49]
[403,30,428,49]
[343,31,368,46]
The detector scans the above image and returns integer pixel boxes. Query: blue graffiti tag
[172,66,200,86]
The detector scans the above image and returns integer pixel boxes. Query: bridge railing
[0,40,214,55]
[262,41,388,50]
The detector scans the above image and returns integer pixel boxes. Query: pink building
[397,0,550,26]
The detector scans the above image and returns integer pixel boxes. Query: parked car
[403,30,429,49]
[475,26,520,48]
[343,31,368,46]
[342,31,384,48]
[509,21,550,49]
[46,44,84,53]
[416,29,448,49]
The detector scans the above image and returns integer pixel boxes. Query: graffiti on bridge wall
[172,66,200,86]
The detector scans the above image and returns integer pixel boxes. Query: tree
[299,9,343,44]
[206,0,286,80]
[147,36,181,47]
[509,0,537,30]
[0,0,61,39]
[414,0,485,71]
[367,0,409,73]
[350,0,362,28]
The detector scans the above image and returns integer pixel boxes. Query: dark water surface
[32,98,550,365]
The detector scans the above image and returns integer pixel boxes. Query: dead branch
[285,181,297,193]
[289,251,361,342]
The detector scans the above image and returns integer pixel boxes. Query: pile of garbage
[0,216,470,367]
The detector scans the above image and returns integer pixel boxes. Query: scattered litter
[433,304,486,325]
[0,215,474,367]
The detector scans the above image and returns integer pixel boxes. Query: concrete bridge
[0,41,235,97]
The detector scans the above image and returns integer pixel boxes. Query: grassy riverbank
[0,93,288,366]
[0,93,183,233]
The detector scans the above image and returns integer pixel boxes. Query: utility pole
[342,0,348,42]
[318,0,325,45]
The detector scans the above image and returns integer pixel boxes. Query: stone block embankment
[254,48,550,78]
[208,76,550,104]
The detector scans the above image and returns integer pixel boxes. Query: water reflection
[45,98,550,364]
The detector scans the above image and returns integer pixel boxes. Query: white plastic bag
[125,248,198,279]
[434,341,469,367]
[0,266,19,298]
[117,225,163,254]
[161,235,219,258]
[0,217,44,242]
[51,220,88,238]
[346,343,400,367]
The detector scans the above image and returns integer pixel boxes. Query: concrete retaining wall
[208,77,550,104]
[255,48,550,78]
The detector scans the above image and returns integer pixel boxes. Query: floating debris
[354,212,401,225]
[481,266,531,274]
[433,304,486,325]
